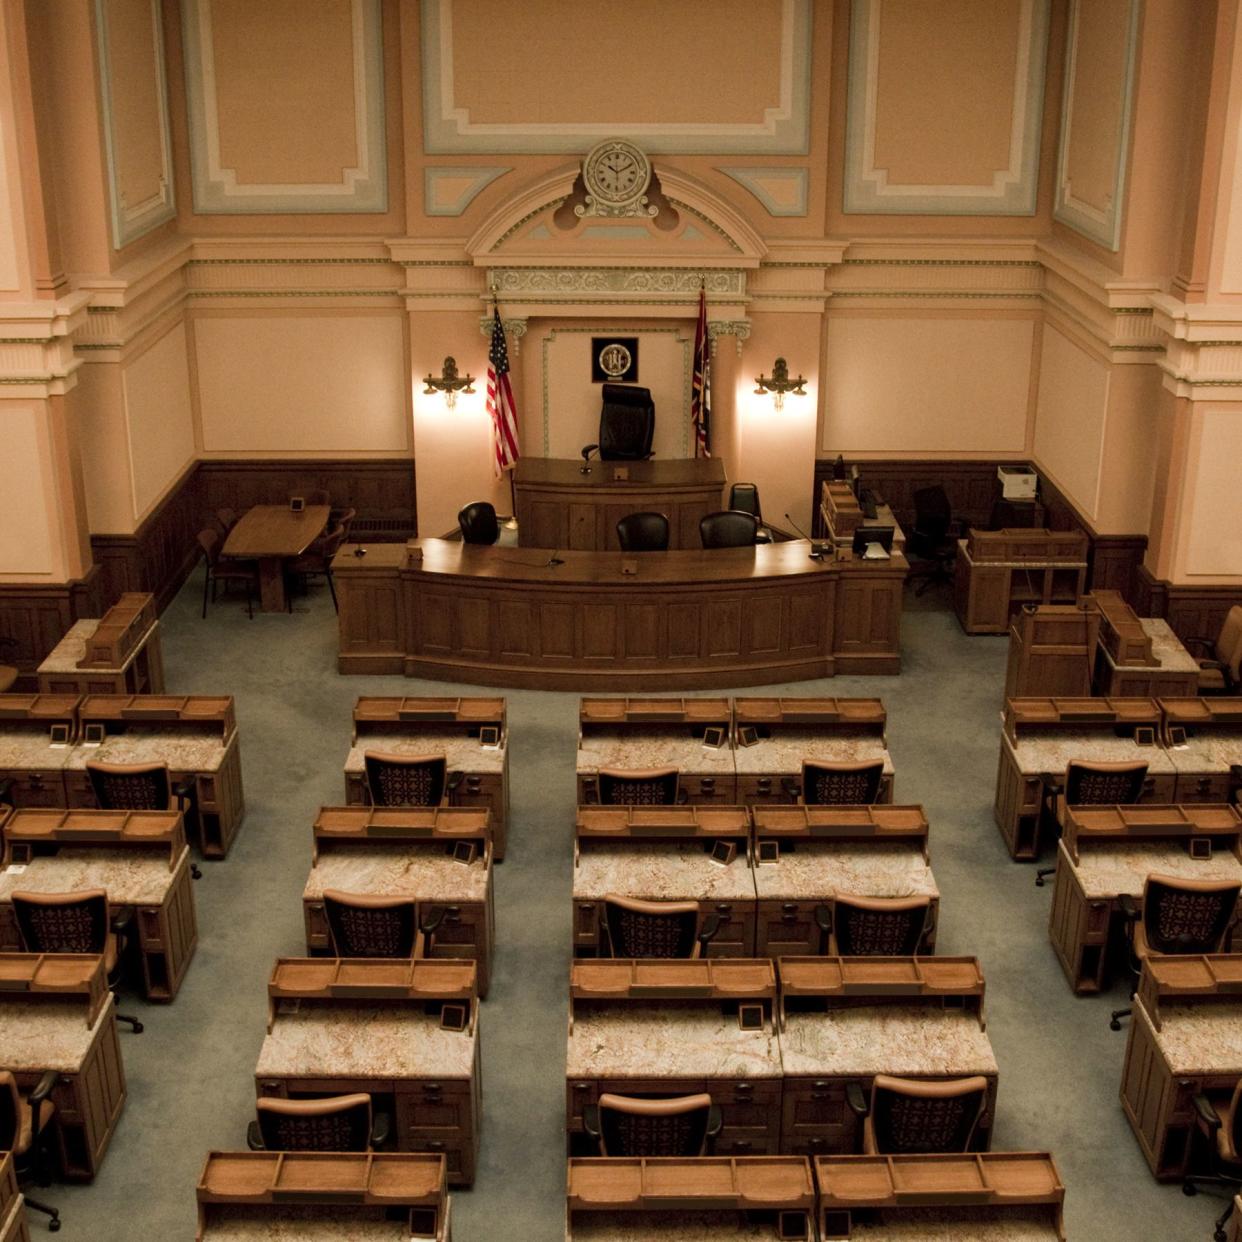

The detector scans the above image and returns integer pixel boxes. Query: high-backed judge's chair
[582,384,655,461]
[363,752,462,807]
[616,512,670,552]
[247,1093,390,1152]
[848,1075,990,1154]
[584,1092,722,1157]
[699,511,759,548]
[602,895,723,958]
[458,501,500,546]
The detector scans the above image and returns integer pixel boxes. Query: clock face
[583,140,651,205]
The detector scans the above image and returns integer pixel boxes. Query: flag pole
[494,291,520,529]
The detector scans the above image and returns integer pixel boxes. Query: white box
[997,466,1038,501]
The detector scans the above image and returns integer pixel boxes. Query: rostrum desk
[195,1150,451,1241]
[0,808,198,1000]
[1047,803,1242,993]
[751,807,938,958]
[36,594,164,697]
[0,954,125,1180]
[1120,955,1242,1179]
[572,806,756,957]
[513,456,726,551]
[334,540,905,690]
[303,806,495,996]
[0,1152,26,1242]
[954,529,1088,635]
[254,958,481,1186]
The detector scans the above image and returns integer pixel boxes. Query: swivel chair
[322,889,445,959]
[596,767,682,806]
[699,511,759,549]
[727,483,771,544]
[1035,760,1148,883]
[906,485,958,596]
[85,761,201,871]
[363,752,462,807]
[1184,1077,1242,1242]
[602,896,723,958]
[247,1094,389,1152]
[458,501,500,546]
[1185,606,1242,694]
[848,1075,990,1155]
[616,512,669,552]
[789,759,886,806]
[0,1069,60,1231]
[584,1093,722,1157]
[582,384,655,462]
[817,895,933,957]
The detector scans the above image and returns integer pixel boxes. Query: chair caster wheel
[49,1221,61,1233]
[1109,1019,1121,1031]
[1183,1183,1197,1196]
[132,1021,144,1033]
[191,864,202,880]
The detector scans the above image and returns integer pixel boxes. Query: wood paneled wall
[1135,567,1242,647]
[0,568,103,684]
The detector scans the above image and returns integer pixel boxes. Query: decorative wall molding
[718,167,809,217]
[707,319,752,356]
[1053,0,1140,251]
[425,166,511,216]
[181,0,387,213]
[0,293,92,395]
[95,0,176,248]
[477,315,527,356]
[490,268,745,297]
[844,0,1049,215]
[420,0,812,155]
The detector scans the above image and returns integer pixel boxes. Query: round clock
[582,139,651,206]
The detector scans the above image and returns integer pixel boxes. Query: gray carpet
[39,568,1220,1240]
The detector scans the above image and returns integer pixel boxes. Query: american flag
[691,281,711,458]
[487,307,520,476]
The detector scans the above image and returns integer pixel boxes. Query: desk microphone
[784,514,830,560]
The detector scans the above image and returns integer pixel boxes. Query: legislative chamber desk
[343,696,510,860]
[572,806,755,957]
[0,954,125,1180]
[303,806,495,996]
[0,1153,25,1242]
[514,456,725,551]
[778,957,997,1157]
[36,593,164,697]
[1121,955,1242,1179]
[0,808,198,1000]
[815,1152,1066,1240]
[751,806,937,958]
[1161,697,1242,803]
[334,540,905,690]
[565,1156,816,1241]
[566,960,783,1157]
[1048,804,1242,993]
[254,958,481,1186]
[196,1151,451,1240]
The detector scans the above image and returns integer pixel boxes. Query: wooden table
[514,456,725,550]
[222,505,329,612]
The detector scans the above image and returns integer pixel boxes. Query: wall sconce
[753,357,807,411]
[423,356,475,409]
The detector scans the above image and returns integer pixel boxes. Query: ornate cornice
[477,316,528,355]
[0,292,91,395]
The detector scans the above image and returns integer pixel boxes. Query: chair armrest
[1118,894,1141,923]
[846,1081,868,1117]
[110,907,135,934]
[1182,636,1217,656]
[1192,1092,1222,1135]
[420,906,446,935]
[581,444,599,460]
[814,904,832,934]
[246,1120,265,1151]
[697,913,724,948]
[172,777,196,810]
[445,772,463,796]
[755,530,773,545]
[29,1069,57,1105]
[1038,772,1063,795]
[706,1104,723,1139]
[0,776,13,806]
[370,1110,391,1148]
[781,777,801,799]
[583,1105,601,1139]
[676,789,689,805]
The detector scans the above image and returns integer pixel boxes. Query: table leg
[257,557,287,612]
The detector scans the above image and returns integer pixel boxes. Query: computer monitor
[852,524,894,559]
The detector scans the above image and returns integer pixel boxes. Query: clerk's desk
[565,1155,816,1241]
[733,698,894,806]
[343,697,510,860]
[196,1150,451,1241]
[815,1152,1066,1241]
[0,693,245,858]
[0,1152,25,1242]
[778,957,997,1157]
[566,959,784,1157]
[254,958,481,1186]
[0,953,125,1180]
[1048,803,1242,993]
[572,806,756,956]
[994,697,1175,860]
[752,807,937,958]
[576,698,737,804]
[333,539,906,690]
[303,807,495,997]
[0,808,198,1000]
[513,455,726,551]
[1160,697,1242,803]
[1120,955,1242,1179]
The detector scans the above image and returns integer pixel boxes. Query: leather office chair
[793,759,886,806]
[727,483,771,544]
[330,506,357,539]
[12,890,143,1033]
[699,510,759,549]
[602,895,723,958]
[287,522,347,612]
[84,761,200,871]
[458,502,500,546]
[1185,606,1242,694]
[817,895,932,957]
[363,752,462,807]
[582,384,655,462]
[616,512,670,552]
[0,636,17,693]
[197,528,257,619]
[247,1093,389,1152]
[596,767,682,806]
[322,889,444,959]
[0,1069,60,1231]
[906,485,959,596]
[1185,1077,1242,1242]
[1109,873,1241,1031]
[848,1075,990,1155]
[584,1093,722,1157]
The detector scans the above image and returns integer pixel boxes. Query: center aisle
[45,572,1219,1240]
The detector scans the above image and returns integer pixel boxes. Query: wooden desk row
[577,697,895,806]
[573,805,937,959]
[565,957,998,1160]
[342,696,510,860]
[35,594,164,698]
[0,1153,24,1242]
[565,1151,1067,1241]
[0,693,245,857]
[995,696,1242,859]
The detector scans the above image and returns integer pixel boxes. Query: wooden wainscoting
[1135,565,1242,647]
[0,566,103,685]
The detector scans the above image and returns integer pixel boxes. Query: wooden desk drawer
[756,901,822,958]
[63,771,94,807]
[702,902,756,957]
[1174,772,1233,802]
[737,775,796,804]
[685,776,737,803]
[401,1132,471,1183]
[257,1077,397,1097]
[573,901,601,950]
[345,772,368,805]
[397,1084,472,1134]
[3,769,68,808]
[781,1078,860,1154]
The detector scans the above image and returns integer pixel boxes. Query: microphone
[784,514,830,560]
[579,446,594,475]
